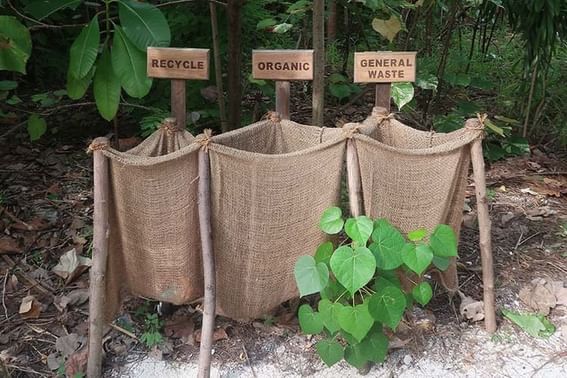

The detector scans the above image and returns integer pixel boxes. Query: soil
[0,105,566,377]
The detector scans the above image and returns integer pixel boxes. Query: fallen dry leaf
[0,237,20,254]
[54,289,90,312]
[52,248,91,283]
[194,327,229,344]
[458,292,484,322]
[164,318,195,345]
[65,347,88,377]
[520,278,567,315]
[55,333,84,358]
[19,295,41,319]
[11,217,49,231]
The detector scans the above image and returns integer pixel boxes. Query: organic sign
[147,47,209,80]
[252,50,314,81]
[354,52,416,83]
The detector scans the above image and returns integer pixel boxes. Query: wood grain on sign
[354,51,416,83]
[147,47,209,80]
[252,50,314,81]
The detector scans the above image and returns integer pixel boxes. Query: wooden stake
[375,83,391,112]
[171,79,186,130]
[87,137,110,378]
[470,138,497,333]
[209,2,228,132]
[312,0,325,126]
[346,139,362,217]
[275,81,290,119]
[198,149,216,378]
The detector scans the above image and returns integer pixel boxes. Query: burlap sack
[100,123,203,321]
[352,107,483,291]
[208,117,346,320]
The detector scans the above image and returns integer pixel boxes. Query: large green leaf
[67,66,94,100]
[25,0,81,20]
[361,327,389,363]
[315,339,344,367]
[330,246,375,294]
[401,243,433,276]
[368,286,406,330]
[0,16,32,74]
[318,299,342,334]
[432,255,451,271]
[69,16,99,79]
[298,304,324,334]
[112,25,152,98]
[391,82,414,110]
[370,219,405,270]
[344,216,373,245]
[314,241,333,266]
[93,47,120,121]
[502,309,555,338]
[294,255,329,297]
[118,0,170,50]
[337,303,374,342]
[430,224,458,257]
[412,282,433,306]
[344,343,367,369]
[319,207,344,234]
[27,114,47,141]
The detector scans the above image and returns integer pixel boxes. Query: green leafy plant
[328,73,361,102]
[294,207,457,368]
[140,312,163,348]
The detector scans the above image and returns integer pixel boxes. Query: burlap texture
[353,108,483,291]
[208,118,346,320]
[100,125,203,321]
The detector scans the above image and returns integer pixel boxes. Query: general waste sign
[252,50,314,81]
[354,51,416,83]
[147,47,210,80]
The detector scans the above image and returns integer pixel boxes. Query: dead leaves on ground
[519,278,567,315]
[52,248,91,284]
[18,295,42,319]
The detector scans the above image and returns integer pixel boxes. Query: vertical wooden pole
[87,137,110,378]
[171,79,186,130]
[312,0,325,126]
[346,139,362,217]
[275,81,290,119]
[470,138,497,333]
[198,149,216,378]
[227,0,243,130]
[375,83,391,112]
[209,2,228,132]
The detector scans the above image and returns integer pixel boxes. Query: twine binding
[262,111,282,124]
[87,139,109,154]
[195,129,212,151]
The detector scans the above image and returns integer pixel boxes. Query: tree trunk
[210,2,228,132]
[327,0,337,43]
[312,0,325,126]
[226,0,243,130]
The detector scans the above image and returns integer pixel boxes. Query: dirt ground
[0,120,566,377]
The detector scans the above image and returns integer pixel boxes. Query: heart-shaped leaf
[330,246,375,294]
[370,219,405,270]
[314,241,333,266]
[412,282,433,306]
[368,286,406,330]
[345,216,373,245]
[298,304,323,334]
[27,114,46,141]
[430,224,458,257]
[316,339,344,367]
[402,243,433,276]
[319,207,344,234]
[318,299,342,334]
[371,15,402,42]
[344,343,367,369]
[69,16,99,79]
[432,255,451,271]
[391,82,415,110]
[407,228,427,242]
[0,16,32,74]
[361,327,389,363]
[337,303,374,342]
[294,256,329,297]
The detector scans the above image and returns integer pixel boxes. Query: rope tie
[465,113,487,131]
[86,139,109,154]
[160,117,180,135]
[262,111,281,124]
[371,107,395,124]
[342,123,361,139]
[195,129,212,151]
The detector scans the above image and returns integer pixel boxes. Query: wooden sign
[252,50,313,81]
[354,51,416,83]
[147,47,209,80]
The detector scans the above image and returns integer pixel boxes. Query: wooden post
[87,137,110,378]
[375,83,391,112]
[275,81,290,119]
[171,79,186,130]
[312,0,325,126]
[198,149,216,378]
[209,1,228,132]
[346,139,362,217]
[470,137,497,333]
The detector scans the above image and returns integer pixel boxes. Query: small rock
[403,355,413,365]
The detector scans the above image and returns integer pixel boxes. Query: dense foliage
[1,0,566,153]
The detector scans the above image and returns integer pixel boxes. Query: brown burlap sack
[352,107,483,291]
[208,117,346,320]
[100,123,203,321]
